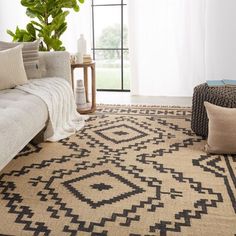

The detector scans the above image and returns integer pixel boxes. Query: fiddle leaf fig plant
[7,0,85,51]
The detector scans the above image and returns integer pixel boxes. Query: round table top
[71,61,95,68]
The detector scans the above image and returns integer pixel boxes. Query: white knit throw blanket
[17,77,85,142]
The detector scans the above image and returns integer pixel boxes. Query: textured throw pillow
[0,39,41,79]
[204,102,236,154]
[0,45,28,90]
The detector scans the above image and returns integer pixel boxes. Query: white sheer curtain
[128,0,206,96]
[206,0,236,82]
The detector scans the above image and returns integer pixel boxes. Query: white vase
[77,34,87,63]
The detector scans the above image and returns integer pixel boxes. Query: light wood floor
[97,92,192,107]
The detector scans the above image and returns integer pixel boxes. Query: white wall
[206,0,236,80]
[0,0,28,41]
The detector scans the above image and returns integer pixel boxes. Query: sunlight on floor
[97,92,192,107]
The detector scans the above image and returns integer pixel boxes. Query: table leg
[84,67,89,103]
[71,68,75,92]
[91,64,96,112]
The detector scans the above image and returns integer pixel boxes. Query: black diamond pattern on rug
[90,183,113,191]
[62,170,144,208]
[113,131,129,136]
[95,124,148,144]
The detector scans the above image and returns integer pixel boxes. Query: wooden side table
[71,61,96,114]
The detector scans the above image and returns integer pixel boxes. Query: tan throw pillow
[0,45,28,90]
[0,39,41,80]
[204,102,236,154]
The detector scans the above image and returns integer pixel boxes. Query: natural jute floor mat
[0,105,235,236]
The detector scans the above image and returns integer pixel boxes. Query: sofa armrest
[39,51,71,84]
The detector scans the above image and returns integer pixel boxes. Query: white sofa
[0,51,72,170]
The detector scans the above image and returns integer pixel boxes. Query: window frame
[91,0,130,92]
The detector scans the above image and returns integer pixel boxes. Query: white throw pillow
[0,39,41,80]
[0,45,28,90]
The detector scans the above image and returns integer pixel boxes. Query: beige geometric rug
[0,105,235,236]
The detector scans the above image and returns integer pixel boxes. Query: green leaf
[26,9,37,18]
[73,5,79,12]
[30,20,43,29]
[7,30,15,38]
[56,22,67,38]
[59,46,66,51]
[51,11,69,30]
[51,40,62,50]
[16,26,21,35]
[21,0,36,7]
[23,33,33,42]
[26,23,36,37]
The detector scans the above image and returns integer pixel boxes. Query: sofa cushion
[0,45,28,90]
[0,39,41,80]
[0,89,48,170]
[204,101,236,154]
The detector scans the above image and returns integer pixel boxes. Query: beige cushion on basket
[0,45,28,90]
[204,101,236,154]
[0,39,41,79]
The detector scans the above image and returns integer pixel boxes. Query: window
[91,0,130,91]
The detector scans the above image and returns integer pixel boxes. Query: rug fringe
[96,103,192,109]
